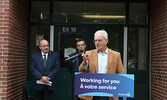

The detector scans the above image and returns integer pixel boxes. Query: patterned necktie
[43,55,46,69]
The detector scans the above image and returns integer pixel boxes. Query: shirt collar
[41,51,48,56]
[97,48,108,54]
[78,51,85,56]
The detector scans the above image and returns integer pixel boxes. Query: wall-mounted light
[83,15,125,19]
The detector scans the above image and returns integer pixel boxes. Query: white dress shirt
[82,48,108,73]
[41,51,48,60]
[97,48,108,73]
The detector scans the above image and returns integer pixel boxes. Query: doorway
[53,25,124,100]
[27,25,149,100]
[54,25,123,68]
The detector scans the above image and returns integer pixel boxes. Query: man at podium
[79,30,124,100]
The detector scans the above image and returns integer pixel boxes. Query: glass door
[127,28,149,100]
[53,25,89,100]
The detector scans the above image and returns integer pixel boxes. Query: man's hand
[83,54,89,66]
[41,76,50,83]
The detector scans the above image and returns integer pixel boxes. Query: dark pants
[33,86,53,100]
[92,96,109,100]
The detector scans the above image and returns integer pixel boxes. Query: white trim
[123,27,128,74]
[123,27,128,100]
[50,25,54,51]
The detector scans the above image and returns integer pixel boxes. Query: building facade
[0,0,166,100]
[0,0,28,99]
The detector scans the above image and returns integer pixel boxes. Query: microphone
[65,53,81,61]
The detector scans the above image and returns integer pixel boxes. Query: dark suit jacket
[79,49,124,100]
[30,51,60,91]
[68,52,81,73]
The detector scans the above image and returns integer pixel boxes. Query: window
[29,26,50,56]
[31,1,50,23]
[129,3,148,24]
[53,1,126,24]
[128,28,148,70]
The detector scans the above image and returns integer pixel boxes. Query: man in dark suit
[68,38,86,100]
[68,38,86,73]
[30,39,60,100]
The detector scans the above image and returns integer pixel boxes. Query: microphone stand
[65,53,81,61]
[71,59,75,100]
[66,53,81,100]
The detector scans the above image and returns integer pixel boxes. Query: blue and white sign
[74,73,134,98]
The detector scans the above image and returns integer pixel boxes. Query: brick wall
[0,0,28,100]
[151,0,167,99]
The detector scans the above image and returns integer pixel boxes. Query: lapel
[39,52,44,67]
[107,49,112,73]
[74,57,79,71]
[46,51,52,68]
[76,57,79,67]
[93,50,98,73]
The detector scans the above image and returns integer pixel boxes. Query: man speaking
[79,30,124,100]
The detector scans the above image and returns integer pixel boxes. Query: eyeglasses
[94,39,104,43]
[77,44,85,47]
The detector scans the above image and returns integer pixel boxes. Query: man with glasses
[79,30,124,100]
[68,38,86,73]
[68,38,86,100]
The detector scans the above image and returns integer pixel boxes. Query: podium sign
[74,72,134,98]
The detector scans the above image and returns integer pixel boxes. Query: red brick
[0,42,9,44]
[2,13,8,17]
[0,0,28,99]
[2,89,7,92]
[151,0,167,99]
[2,82,7,85]
[0,85,7,88]
[2,45,9,49]
[1,96,7,100]
[3,22,9,26]
[0,5,9,8]
[4,9,9,12]
[0,49,8,52]
[4,1,9,5]
[0,16,3,20]
[2,74,8,77]
[0,71,8,74]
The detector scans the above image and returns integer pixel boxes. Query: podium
[74,72,134,98]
